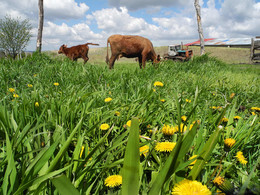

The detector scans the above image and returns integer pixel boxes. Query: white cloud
[41,21,103,50]
[0,0,89,23]
[92,7,150,33]
[108,0,191,11]
[44,0,89,20]
[202,0,260,38]
[1,0,260,51]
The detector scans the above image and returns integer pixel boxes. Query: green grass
[0,52,259,194]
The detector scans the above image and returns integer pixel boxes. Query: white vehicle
[163,44,193,61]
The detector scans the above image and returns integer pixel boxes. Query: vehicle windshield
[169,46,175,51]
[175,45,181,50]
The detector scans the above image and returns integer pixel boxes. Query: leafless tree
[36,0,44,52]
[194,0,205,55]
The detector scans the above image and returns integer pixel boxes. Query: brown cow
[58,43,99,63]
[106,34,159,69]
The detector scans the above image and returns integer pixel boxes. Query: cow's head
[151,54,161,64]
[156,54,161,62]
[58,44,67,54]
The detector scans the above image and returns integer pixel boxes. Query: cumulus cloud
[0,0,89,23]
[202,0,260,38]
[1,0,259,51]
[41,21,103,50]
[44,0,89,20]
[92,7,152,33]
[108,0,191,11]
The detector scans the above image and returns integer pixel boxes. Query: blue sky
[0,0,259,51]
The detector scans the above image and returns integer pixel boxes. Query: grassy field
[49,45,259,66]
[0,51,259,194]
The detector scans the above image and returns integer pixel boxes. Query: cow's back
[108,35,153,57]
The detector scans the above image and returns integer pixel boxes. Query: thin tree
[0,15,32,59]
[194,0,205,55]
[36,0,44,53]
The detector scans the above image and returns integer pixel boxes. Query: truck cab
[164,44,193,61]
[168,45,181,56]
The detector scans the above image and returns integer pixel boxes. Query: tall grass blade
[74,126,114,188]
[51,174,80,195]
[239,156,260,194]
[47,117,83,173]
[13,165,71,195]
[148,135,183,195]
[122,117,140,195]
[188,109,227,180]
[23,140,60,182]
[3,132,17,195]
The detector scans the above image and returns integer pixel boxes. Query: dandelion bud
[213,176,234,194]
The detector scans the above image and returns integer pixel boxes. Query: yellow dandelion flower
[211,106,222,110]
[155,142,176,152]
[174,123,187,133]
[162,124,176,135]
[13,94,19,98]
[27,84,33,88]
[224,138,236,148]
[251,107,260,111]
[126,120,131,127]
[115,111,120,116]
[79,146,84,158]
[251,112,256,115]
[104,175,122,188]
[104,97,112,102]
[181,115,187,121]
[35,102,39,107]
[189,155,198,165]
[213,176,225,186]
[230,93,235,99]
[140,145,149,157]
[235,151,247,165]
[9,88,15,93]
[33,74,37,77]
[153,81,164,87]
[100,123,110,130]
[185,99,191,103]
[54,82,59,86]
[172,179,211,195]
[153,88,156,92]
[160,99,166,102]
[233,116,241,120]
[221,117,228,123]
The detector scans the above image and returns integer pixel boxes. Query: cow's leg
[141,53,147,69]
[82,55,89,64]
[109,54,119,69]
[138,57,142,69]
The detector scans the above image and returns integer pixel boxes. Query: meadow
[0,51,259,194]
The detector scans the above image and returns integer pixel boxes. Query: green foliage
[122,117,140,195]
[0,53,259,194]
[0,15,32,59]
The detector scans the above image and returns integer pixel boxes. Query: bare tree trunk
[194,0,205,55]
[36,0,44,53]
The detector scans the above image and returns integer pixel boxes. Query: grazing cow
[58,43,99,63]
[106,34,159,69]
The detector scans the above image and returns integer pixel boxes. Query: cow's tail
[106,39,110,64]
[85,43,99,46]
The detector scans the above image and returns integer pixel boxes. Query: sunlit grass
[0,52,259,194]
